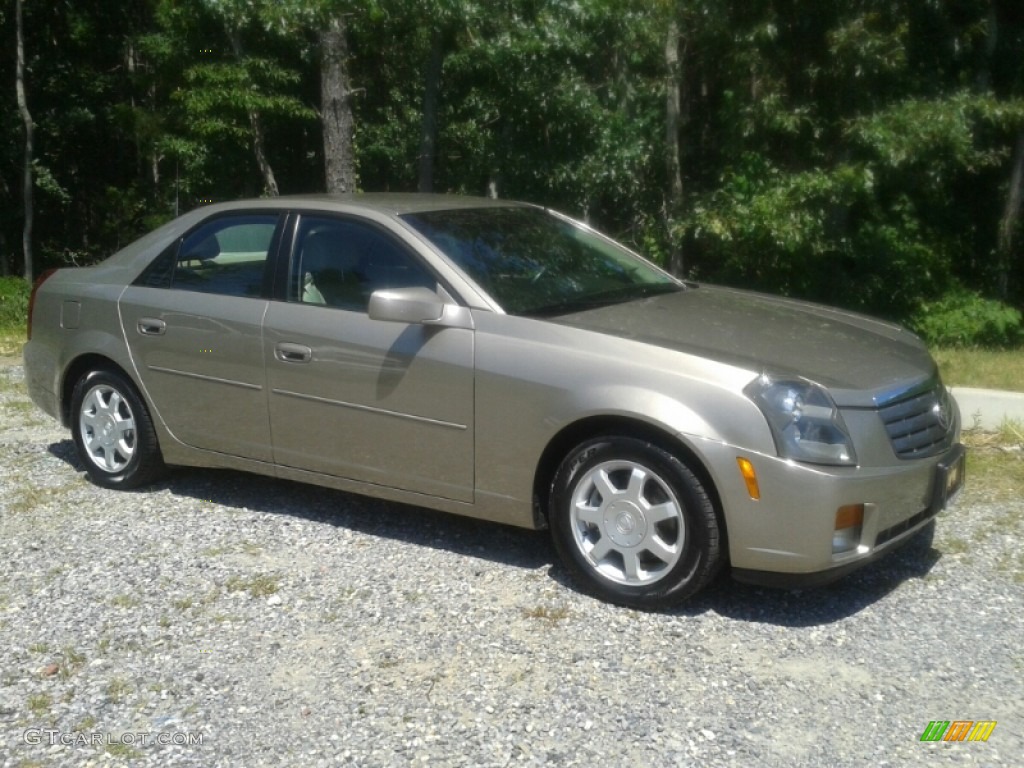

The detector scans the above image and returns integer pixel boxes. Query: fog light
[832,504,864,554]
[736,457,760,500]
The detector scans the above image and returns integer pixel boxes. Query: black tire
[550,436,722,608]
[70,368,165,489]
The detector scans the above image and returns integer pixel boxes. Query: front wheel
[71,369,165,489]
[550,437,722,608]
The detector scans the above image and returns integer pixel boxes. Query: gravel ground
[1,363,1022,768]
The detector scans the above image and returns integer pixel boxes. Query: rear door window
[138,214,281,297]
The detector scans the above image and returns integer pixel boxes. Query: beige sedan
[24,195,965,608]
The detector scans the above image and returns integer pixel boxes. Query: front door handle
[275,342,313,363]
[137,318,167,336]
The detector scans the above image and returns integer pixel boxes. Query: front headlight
[745,374,857,466]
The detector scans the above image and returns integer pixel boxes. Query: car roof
[203,193,531,217]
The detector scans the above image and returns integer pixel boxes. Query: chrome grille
[878,383,956,459]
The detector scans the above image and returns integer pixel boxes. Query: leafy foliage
[0,277,30,330]
[0,0,1021,347]
[912,289,1024,348]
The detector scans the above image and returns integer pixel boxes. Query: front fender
[472,313,772,525]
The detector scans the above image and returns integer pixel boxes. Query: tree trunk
[664,17,684,277]
[417,27,445,193]
[249,110,280,197]
[228,30,279,197]
[975,4,998,92]
[487,122,512,200]
[0,231,9,277]
[997,129,1024,300]
[16,0,34,281]
[321,15,356,195]
[150,81,162,189]
[0,170,9,274]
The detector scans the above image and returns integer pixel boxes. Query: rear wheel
[550,436,721,608]
[71,369,165,489]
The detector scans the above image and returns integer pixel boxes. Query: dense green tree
[2,0,1022,342]
[6,0,169,269]
[680,0,1024,325]
[188,1,318,196]
[146,0,319,201]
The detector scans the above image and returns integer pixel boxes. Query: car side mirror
[368,287,446,325]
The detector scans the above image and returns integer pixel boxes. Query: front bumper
[690,437,965,585]
[731,520,937,588]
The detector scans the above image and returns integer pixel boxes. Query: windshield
[400,206,681,316]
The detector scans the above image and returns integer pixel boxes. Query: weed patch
[225,574,279,598]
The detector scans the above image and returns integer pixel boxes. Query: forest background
[2,0,1024,347]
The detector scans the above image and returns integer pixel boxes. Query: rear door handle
[275,342,313,363]
[137,318,167,336]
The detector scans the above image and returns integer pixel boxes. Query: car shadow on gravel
[48,440,552,572]
[48,439,942,623]
[536,520,942,625]
[664,522,942,626]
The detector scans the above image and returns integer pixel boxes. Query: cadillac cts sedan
[24,195,965,608]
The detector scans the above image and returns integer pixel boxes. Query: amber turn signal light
[736,457,760,501]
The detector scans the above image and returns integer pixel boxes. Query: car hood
[548,285,937,406]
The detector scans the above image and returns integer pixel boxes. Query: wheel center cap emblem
[604,501,647,547]
[101,416,117,444]
[616,512,636,534]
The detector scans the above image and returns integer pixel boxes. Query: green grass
[960,424,1023,579]
[0,276,29,338]
[104,742,142,760]
[60,646,86,680]
[7,480,77,514]
[172,597,194,611]
[961,424,1024,503]
[225,573,279,598]
[0,369,18,393]
[201,541,262,557]
[933,347,1024,392]
[27,693,52,717]
[522,605,571,622]
[0,328,25,357]
[106,678,132,704]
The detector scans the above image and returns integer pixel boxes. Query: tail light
[27,269,58,341]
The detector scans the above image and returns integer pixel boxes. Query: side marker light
[736,457,761,501]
